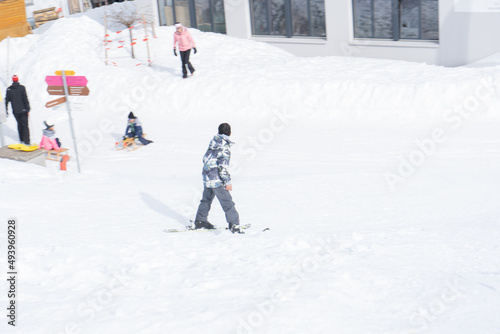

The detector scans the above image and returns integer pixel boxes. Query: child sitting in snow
[39,121,62,151]
[124,112,153,145]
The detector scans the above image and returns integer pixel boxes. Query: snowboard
[8,143,39,152]
[164,223,253,233]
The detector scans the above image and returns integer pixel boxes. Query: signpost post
[0,125,4,147]
[61,71,82,173]
[6,37,10,83]
[0,95,5,147]
[45,71,88,173]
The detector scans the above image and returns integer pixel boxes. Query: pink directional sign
[45,76,88,86]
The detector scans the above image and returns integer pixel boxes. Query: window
[352,0,438,41]
[250,0,326,37]
[175,0,192,27]
[212,0,226,33]
[157,0,226,33]
[195,0,226,33]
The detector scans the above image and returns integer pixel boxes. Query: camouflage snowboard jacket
[202,134,233,188]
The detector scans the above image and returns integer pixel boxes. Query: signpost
[45,96,67,108]
[47,86,90,96]
[55,70,76,76]
[45,75,88,86]
[45,71,88,173]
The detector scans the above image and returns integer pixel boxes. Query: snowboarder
[5,75,31,145]
[194,123,242,233]
[39,121,62,151]
[124,112,153,145]
[173,22,197,79]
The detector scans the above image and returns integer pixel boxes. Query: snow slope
[1,5,500,334]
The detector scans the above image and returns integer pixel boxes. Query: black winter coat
[5,82,30,114]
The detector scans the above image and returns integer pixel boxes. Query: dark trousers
[14,113,30,144]
[195,186,240,225]
[180,49,195,75]
[126,125,151,145]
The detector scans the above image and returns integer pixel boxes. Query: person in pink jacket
[173,22,197,78]
[39,121,61,151]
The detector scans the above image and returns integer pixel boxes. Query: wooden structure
[33,7,59,28]
[115,134,149,151]
[0,146,46,167]
[44,148,69,161]
[67,0,92,15]
[0,0,32,41]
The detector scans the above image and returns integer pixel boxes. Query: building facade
[157,0,227,33]
[0,0,31,41]
[156,0,500,67]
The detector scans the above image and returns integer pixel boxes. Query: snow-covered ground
[1,4,500,334]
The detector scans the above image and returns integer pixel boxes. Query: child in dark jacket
[124,112,153,145]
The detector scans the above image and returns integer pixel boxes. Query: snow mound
[1,4,500,334]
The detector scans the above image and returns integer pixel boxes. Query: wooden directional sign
[45,97,67,108]
[45,75,88,86]
[47,86,90,96]
[66,86,89,96]
[55,70,76,76]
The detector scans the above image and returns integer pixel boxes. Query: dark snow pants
[180,49,195,76]
[14,113,30,145]
[126,125,151,145]
[195,186,239,225]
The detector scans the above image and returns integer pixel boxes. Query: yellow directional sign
[55,70,75,76]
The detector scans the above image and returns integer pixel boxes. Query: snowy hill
[1,4,500,334]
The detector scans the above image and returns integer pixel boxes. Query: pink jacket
[39,135,60,151]
[173,28,196,52]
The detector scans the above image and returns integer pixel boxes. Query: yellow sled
[8,143,39,152]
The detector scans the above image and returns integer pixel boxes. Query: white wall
[439,0,500,66]
[223,0,251,39]
[223,0,500,67]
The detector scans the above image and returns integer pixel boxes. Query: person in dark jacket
[5,75,31,145]
[124,112,153,145]
[194,123,242,233]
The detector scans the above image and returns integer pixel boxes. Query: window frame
[249,0,327,38]
[352,0,438,41]
[194,0,214,32]
[157,0,225,33]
